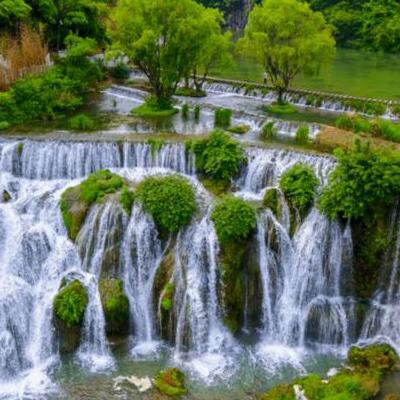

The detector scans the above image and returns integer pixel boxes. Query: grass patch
[228,124,251,134]
[214,108,232,128]
[266,102,297,115]
[175,87,206,97]
[69,114,95,131]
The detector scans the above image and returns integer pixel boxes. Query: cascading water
[121,203,163,357]
[361,206,400,352]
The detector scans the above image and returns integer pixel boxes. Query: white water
[0,137,399,398]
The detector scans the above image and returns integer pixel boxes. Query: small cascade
[0,139,194,180]
[361,207,400,351]
[75,203,123,371]
[238,147,335,196]
[173,214,236,381]
[256,208,354,353]
[121,203,163,356]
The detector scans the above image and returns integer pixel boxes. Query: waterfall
[121,203,163,357]
[173,214,237,382]
[0,139,195,180]
[361,207,400,352]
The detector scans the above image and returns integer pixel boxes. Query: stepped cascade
[0,138,399,398]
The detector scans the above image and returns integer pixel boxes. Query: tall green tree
[27,0,109,50]
[0,0,31,32]
[238,0,335,101]
[109,0,222,108]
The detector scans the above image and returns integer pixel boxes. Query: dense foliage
[54,280,88,327]
[280,163,319,215]
[190,130,246,183]
[136,175,197,233]
[238,0,335,101]
[319,142,400,220]
[211,196,256,245]
[0,35,103,129]
[109,0,226,107]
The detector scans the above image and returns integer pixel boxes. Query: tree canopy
[238,0,335,101]
[109,0,227,107]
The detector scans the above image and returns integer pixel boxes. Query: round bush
[280,163,319,214]
[211,196,257,245]
[54,280,88,327]
[136,175,196,233]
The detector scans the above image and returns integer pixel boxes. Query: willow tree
[109,0,223,109]
[238,0,335,102]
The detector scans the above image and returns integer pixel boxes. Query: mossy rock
[161,282,175,312]
[54,280,88,327]
[2,190,11,203]
[228,124,251,134]
[258,384,294,400]
[263,188,280,218]
[200,177,230,196]
[60,170,127,241]
[99,279,130,334]
[57,321,82,353]
[154,368,187,397]
[347,344,399,375]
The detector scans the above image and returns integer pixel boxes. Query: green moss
[154,368,187,397]
[228,124,251,134]
[120,187,136,215]
[280,163,319,217]
[17,142,24,157]
[161,282,175,311]
[266,102,297,115]
[131,101,178,118]
[136,175,196,234]
[263,188,280,218]
[194,105,201,120]
[54,280,88,327]
[295,125,310,145]
[181,104,189,120]
[99,279,130,334]
[147,138,166,158]
[60,170,126,240]
[69,113,95,131]
[212,196,257,246]
[200,177,230,196]
[0,121,9,130]
[259,384,295,400]
[2,190,11,203]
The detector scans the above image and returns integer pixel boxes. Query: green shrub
[54,280,88,327]
[136,175,196,233]
[194,105,201,120]
[99,279,130,334]
[69,114,95,131]
[364,102,387,116]
[193,130,246,183]
[371,119,400,142]
[319,142,400,220]
[266,102,296,115]
[181,104,189,119]
[131,96,178,118]
[228,124,251,134]
[154,368,187,397]
[0,121,9,130]
[295,125,310,145]
[263,188,280,217]
[110,63,130,80]
[392,104,400,118]
[306,95,316,106]
[120,187,136,215]
[211,196,256,245]
[147,138,166,157]
[214,108,232,128]
[261,122,277,140]
[280,163,319,215]
[336,114,371,134]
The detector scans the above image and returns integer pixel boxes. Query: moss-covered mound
[136,175,196,234]
[54,280,88,327]
[212,196,257,333]
[60,170,129,240]
[263,188,280,218]
[259,344,399,400]
[154,368,187,397]
[161,282,175,312]
[188,130,246,185]
[99,279,130,334]
[280,163,319,217]
[212,196,257,245]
